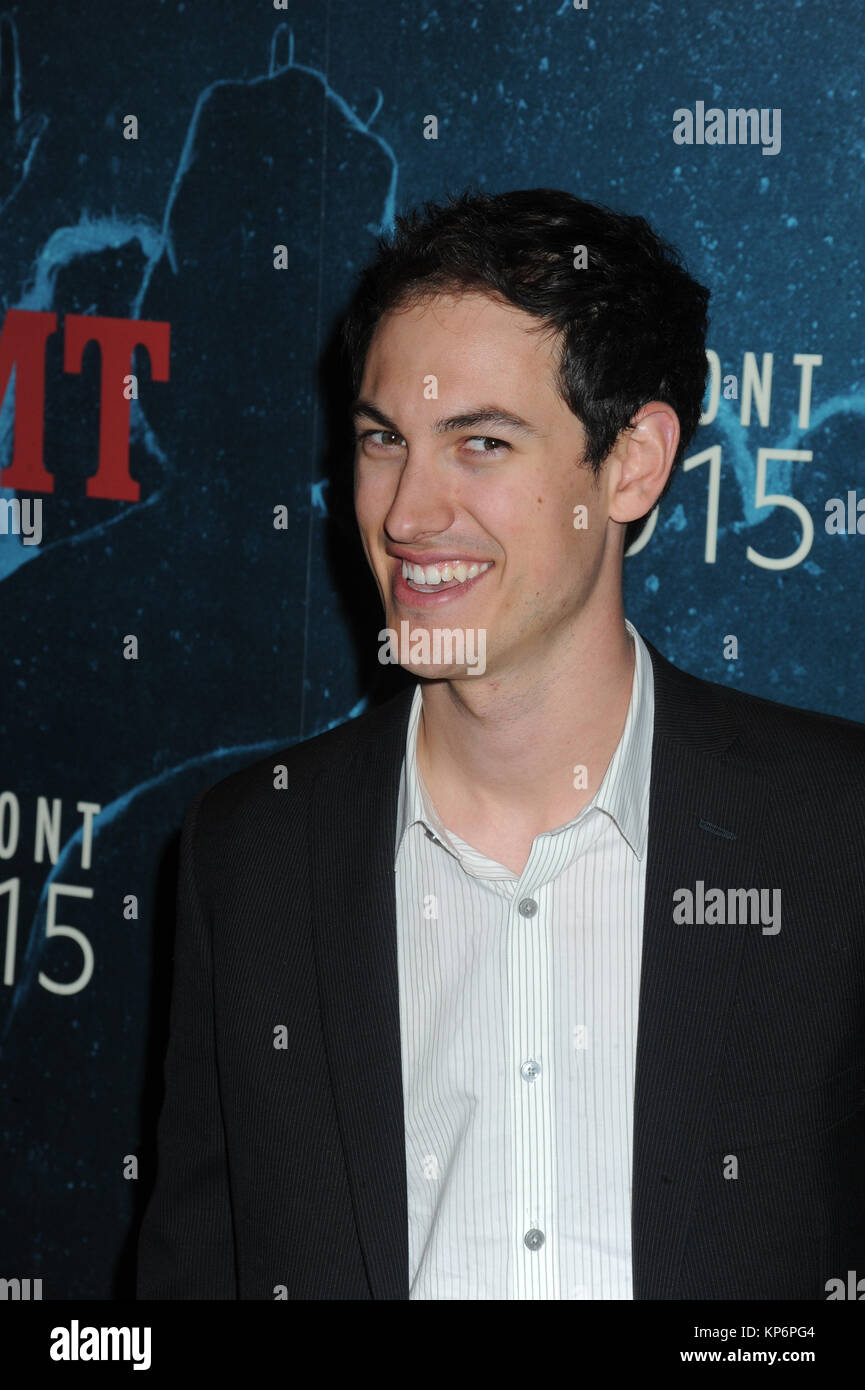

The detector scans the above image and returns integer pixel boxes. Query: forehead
[361,289,562,401]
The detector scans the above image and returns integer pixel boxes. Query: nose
[383,445,455,544]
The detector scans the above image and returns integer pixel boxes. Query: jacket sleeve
[136,792,238,1298]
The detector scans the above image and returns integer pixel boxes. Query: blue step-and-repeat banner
[0,0,862,1298]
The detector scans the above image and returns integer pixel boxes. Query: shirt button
[524,1228,545,1251]
[518,897,538,918]
[520,1059,541,1082]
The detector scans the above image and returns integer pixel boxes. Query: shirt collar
[394,618,654,867]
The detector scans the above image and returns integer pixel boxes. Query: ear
[605,402,680,524]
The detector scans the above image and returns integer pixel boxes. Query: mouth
[391,556,495,606]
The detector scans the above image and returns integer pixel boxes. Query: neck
[415,598,636,837]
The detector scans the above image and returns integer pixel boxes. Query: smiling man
[137,189,865,1301]
[352,284,673,878]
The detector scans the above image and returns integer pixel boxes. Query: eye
[462,436,510,456]
[356,429,406,451]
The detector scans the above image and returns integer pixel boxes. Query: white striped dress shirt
[392,619,654,1299]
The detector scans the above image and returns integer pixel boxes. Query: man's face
[353,289,613,683]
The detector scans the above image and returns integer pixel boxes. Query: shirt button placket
[510,889,552,1297]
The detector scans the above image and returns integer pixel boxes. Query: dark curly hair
[340,187,710,497]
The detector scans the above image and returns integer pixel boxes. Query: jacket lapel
[310,686,415,1299]
[632,641,768,1298]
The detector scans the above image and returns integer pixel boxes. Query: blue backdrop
[0,0,862,1298]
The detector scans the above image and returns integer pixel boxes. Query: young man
[137,189,865,1300]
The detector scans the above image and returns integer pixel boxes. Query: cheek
[477,491,581,580]
[511,534,597,616]
[354,468,392,525]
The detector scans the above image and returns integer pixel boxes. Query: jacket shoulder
[649,639,865,786]
[188,683,414,838]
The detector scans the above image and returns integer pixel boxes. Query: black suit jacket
[137,639,865,1299]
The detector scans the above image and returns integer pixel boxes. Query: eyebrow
[351,398,541,438]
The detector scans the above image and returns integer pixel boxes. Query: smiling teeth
[402,560,493,585]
